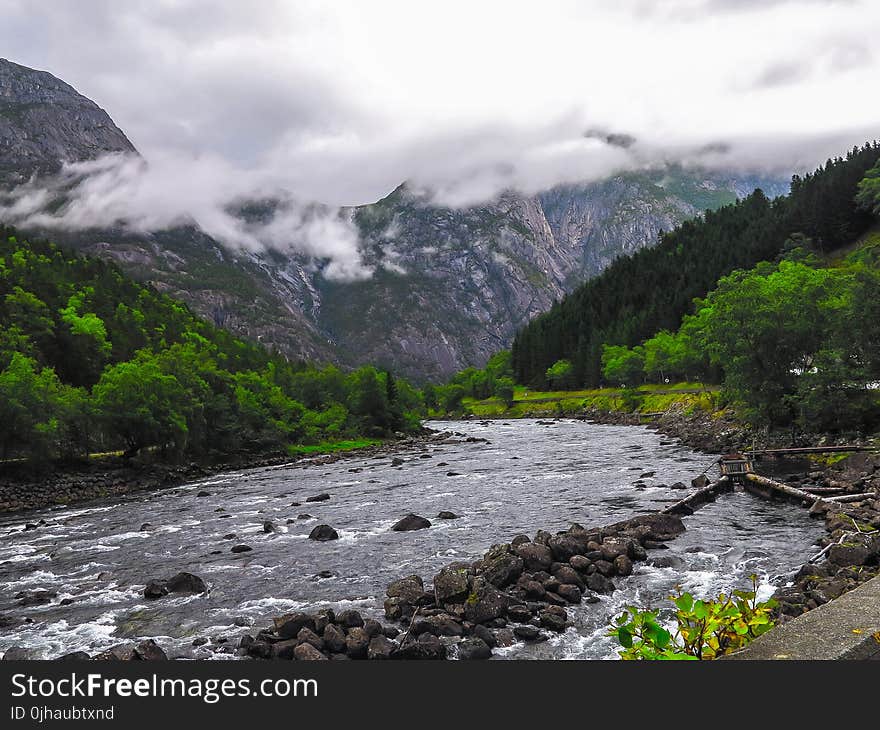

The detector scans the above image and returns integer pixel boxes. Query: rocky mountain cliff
[0,59,789,381]
[0,58,135,185]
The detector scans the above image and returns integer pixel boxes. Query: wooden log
[662,476,731,516]
[744,473,830,507]
[824,493,874,503]
[802,486,847,495]
[747,446,871,456]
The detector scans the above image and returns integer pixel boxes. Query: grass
[285,438,382,457]
[449,382,720,419]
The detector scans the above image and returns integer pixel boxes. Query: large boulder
[322,624,346,654]
[165,572,208,594]
[828,540,874,567]
[433,565,471,605]
[412,614,464,637]
[392,633,447,660]
[143,580,169,600]
[599,538,633,562]
[586,572,615,594]
[615,513,686,542]
[480,545,524,588]
[556,584,582,604]
[463,578,509,624]
[345,627,370,659]
[513,542,553,571]
[336,610,365,628]
[296,628,324,651]
[386,575,425,603]
[539,610,567,633]
[308,525,339,541]
[367,635,396,660]
[547,532,593,562]
[392,514,432,531]
[457,637,492,660]
[133,640,168,661]
[552,565,585,590]
[294,643,327,661]
[274,612,315,640]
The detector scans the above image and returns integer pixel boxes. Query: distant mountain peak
[0,58,136,185]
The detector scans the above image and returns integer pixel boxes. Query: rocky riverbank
[0,431,441,515]
[755,452,880,623]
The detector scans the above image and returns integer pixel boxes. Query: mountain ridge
[0,58,789,381]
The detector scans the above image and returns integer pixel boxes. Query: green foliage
[856,160,880,215]
[493,376,516,408]
[615,252,880,431]
[545,359,574,389]
[0,229,427,463]
[601,345,645,386]
[611,576,777,660]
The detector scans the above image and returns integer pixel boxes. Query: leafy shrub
[610,575,776,660]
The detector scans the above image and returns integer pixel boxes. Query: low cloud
[0,153,372,281]
[0,0,878,255]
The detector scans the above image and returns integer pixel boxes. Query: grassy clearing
[445,382,720,419]
[286,438,382,457]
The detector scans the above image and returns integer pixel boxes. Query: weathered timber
[743,473,830,507]
[747,446,872,457]
[824,493,874,503]
[802,486,848,495]
[662,476,732,516]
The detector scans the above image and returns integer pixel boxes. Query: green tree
[493,376,516,407]
[856,160,880,214]
[92,353,189,457]
[601,345,645,386]
[545,359,574,389]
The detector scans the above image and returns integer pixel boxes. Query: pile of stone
[773,491,880,619]
[243,512,685,660]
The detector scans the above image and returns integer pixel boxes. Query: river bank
[0,431,442,515]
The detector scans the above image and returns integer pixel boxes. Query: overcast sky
[1,0,878,275]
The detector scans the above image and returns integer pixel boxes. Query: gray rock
[513,542,553,572]
[433,565,471,605]
[391,514,432,531]
[293,643,327,661]
[457,637,492,660]
[308,525,339,541]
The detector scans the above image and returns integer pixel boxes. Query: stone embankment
[0,432,440,514]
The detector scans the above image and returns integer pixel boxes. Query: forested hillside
[512,143,880,388]
[0,227,425,463]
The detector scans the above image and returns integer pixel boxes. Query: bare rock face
[0,58,136,184]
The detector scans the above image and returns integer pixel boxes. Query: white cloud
[0,0,878,248]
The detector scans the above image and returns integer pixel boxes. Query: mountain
[0,58,135,185]
[0,59,789,381]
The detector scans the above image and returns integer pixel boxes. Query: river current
[0,419,824,659]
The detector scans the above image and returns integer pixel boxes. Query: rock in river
[165,572,208,594]
[305,493,331,503]
[308,525,339,541]
[231,544,253,553]
[391,514,431,531]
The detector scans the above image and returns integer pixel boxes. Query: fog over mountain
[1,1,877,378]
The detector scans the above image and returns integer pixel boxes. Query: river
[0,419,824,659]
